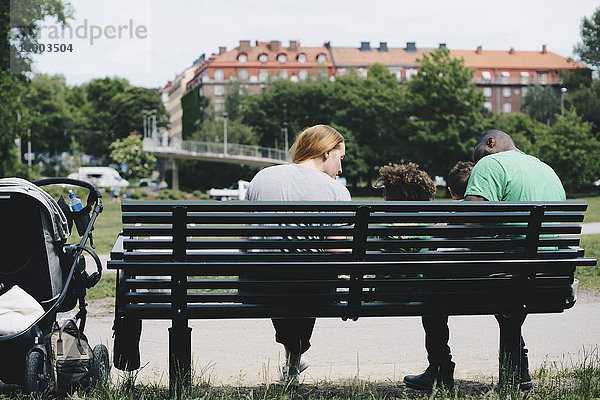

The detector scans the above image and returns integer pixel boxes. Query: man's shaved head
[473,129,518,162]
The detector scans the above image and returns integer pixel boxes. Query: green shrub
[193,190,209,200]
[128,188,149,200]
[157,189,187,200]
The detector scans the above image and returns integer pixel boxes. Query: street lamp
[223,112,228,155]
[560,87,567,116]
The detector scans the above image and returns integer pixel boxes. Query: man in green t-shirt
[404,130,565,391]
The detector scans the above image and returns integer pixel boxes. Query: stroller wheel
[90,344,110,386]
[24,350,49,395]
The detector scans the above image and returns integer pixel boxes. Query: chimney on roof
[405,42,416,52]
[239,40,251,52]
[270,40,281,51]
[439,43,446,49]
[289,40,298,51]
[542,44,547,54]
[378,42,388,52]
[219,46,226,55]
[359,41,371,51]
[476,45,482,54]
[509,47,515,55]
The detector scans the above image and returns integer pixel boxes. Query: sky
[27,0,599,89]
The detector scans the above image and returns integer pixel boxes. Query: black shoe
[404,361,455,390]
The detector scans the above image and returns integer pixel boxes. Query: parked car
[68,167,129,188]
[207,180,249,201]
[135,178,168,190]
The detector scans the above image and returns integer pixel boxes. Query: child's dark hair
[448,161,475,199]
[374,162,436,201]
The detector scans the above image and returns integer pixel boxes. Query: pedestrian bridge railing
[143,138,290,167]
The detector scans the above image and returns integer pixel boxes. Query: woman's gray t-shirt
[246,164,351,201]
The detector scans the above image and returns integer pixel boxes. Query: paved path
[85,224,600,387]
[85,293,600,387]
[582,222,600,235]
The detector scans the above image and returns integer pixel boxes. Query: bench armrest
[110,233,124,262]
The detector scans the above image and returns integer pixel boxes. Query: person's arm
[465,195,487,201]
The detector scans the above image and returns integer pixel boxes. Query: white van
[68,167,129,188]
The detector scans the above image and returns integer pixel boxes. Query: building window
[501,71,510,84]
[338,68,347,76]
[521,87,528,97]
[319,69,328,78]
[214,69,224,81]
[298,70,308,81]
[239,69,248,80]
[238,54,247,63]
[405,69,418,81]
[277,54,287,63]
[215,101,224,112]
[290,75,298,82]
[520,72,529,84]
[502,87,511,98]
[357,68,367,78]
[297,53,307,63]
[483,87,492,97]
[316,53,327,64]
[539,72,548,85]
[258,53,268,63]
[484,102,492,111]
[249,75,258,82]
[279,69,288,79]
[482,71,491,82]
[503,102,512,113]
[259,69,268,82]
[214,85,224,96]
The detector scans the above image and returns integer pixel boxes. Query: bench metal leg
[496,312,526,387]
[168,324,192,398]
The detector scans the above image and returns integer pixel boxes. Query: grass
[576,234,600,291]
[87,271,116,300]
[580,196,600,223]
[2,348,600,399]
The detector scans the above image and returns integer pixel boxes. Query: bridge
[143,137,290,190]
[143,138,290,167]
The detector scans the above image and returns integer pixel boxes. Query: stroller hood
[0,178,69,242]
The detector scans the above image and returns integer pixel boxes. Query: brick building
[166,40,585,143]
[452,45,582,113]
[186,40,334,118]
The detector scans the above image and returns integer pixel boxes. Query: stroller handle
[34,177,103,211]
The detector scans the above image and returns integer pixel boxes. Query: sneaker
[403,361,455,391]
[281,355,309,376]
[278,366,300,387]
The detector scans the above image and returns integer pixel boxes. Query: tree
[109,86,169,139]
[109,133,157,181]
[403,48,487,177]
[0,0,72,177]
[483,112,548,155]
[77,78,168,157]
[574,7,600,70]
[22,74,74,155]
[2,0,72,73]
[534,109,600,193]
[521,84,560,125]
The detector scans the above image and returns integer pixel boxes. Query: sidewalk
[88,224,599,387]
[86,292,600,387]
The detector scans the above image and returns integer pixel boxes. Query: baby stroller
[0,177,109,395]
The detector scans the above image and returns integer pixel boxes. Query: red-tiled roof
[451,48,584,70]
[209,40,332,68]
[330,47,432,67]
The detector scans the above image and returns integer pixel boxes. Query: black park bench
[108,200,596,394]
